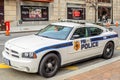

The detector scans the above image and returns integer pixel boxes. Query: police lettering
[81,42,98,50]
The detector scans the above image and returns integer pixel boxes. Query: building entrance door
[0,0,5,31]
[98,6,111,22]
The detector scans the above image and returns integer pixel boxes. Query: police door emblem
[73,41,80,51]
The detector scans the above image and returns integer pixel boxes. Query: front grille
[5,47,19,58]
[11,50,18,54]
[6,51,9,55]
[5,48,9,51]
[11,54,19,58]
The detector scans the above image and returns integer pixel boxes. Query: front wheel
[102,42,114,59]
[38,53,60,78]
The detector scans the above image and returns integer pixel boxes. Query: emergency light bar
[59,19,86,24]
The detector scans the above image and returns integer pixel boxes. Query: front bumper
[2,51,39,73]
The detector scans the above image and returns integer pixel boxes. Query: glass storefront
[21,5,49,21]
[67,7,86,20]
[98,6,111,21]
[0,0,5,31]
[98,0,111,3]
[67,3,86,20]
[0,0,4,23]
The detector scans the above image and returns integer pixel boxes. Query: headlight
[22,52,37,59]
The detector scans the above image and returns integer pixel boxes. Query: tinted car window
[88,27,103,36]
[71,27,86,39]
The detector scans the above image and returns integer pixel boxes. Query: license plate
[3,58,11,66]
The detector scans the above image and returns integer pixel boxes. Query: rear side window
[88,27,103,37]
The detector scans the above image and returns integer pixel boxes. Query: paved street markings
[0,63,11,69]
[63,66,79,70]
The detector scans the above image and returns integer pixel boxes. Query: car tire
[38,53,60,78]
[102,42,114,59]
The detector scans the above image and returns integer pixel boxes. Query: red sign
[73,10,81,17]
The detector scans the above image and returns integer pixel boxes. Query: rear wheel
[102,42,114,59]
[38,53,60,78]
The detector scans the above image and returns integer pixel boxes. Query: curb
[0,30,38,35]
[49,56,120,80]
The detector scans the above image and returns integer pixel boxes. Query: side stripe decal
[35,42,73,54]
[91,34,118,42]
[35,34,118,54]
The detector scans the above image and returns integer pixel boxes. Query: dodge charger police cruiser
[2,20,119,78]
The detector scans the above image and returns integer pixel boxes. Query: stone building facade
[0,0,120,30]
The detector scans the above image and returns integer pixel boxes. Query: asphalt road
[0,27,120,80]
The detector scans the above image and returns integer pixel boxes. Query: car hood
[6,35,62,51]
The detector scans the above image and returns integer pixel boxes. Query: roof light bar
[59,19,86,24]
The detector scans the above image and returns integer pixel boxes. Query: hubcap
[47,63,53,68]
[44,58,57,73]
[107,48,110,52]
[106,43,113,56]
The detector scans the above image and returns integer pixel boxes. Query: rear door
[84,27,104,56]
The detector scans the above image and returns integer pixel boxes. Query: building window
[21,5,49,21]
[67,7,86,20]
[98,0,111,3]
[98,6,111,21]
[0,0,4,23]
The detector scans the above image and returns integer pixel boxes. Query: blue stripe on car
[35,34,118,54]
[91,34,118,42]
[35,42,73,54]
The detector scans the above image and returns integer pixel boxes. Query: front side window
[88,27,103,37]
[71,27,86,40]
[37,25,73,40]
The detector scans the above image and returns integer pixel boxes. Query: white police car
[2,20,119,78]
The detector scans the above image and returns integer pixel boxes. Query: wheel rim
[105,43,113,57]
[44,57,57,74]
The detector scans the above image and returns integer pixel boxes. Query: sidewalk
[0,24,47,34]
[66,60,120,80]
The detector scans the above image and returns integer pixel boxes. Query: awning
[22,0,53,3]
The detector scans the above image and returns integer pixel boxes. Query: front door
[65,27,88,63]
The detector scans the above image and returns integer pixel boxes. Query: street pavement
[0,26,120,80]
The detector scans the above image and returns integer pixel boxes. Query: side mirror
[72,35,80,39]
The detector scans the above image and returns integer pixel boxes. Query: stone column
[4,0,17,26]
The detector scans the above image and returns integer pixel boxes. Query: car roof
[51,22,105,30]
[51,22,83,28]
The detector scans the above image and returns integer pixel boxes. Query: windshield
[37,25,73,40]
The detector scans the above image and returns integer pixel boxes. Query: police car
[2,20,119,78]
